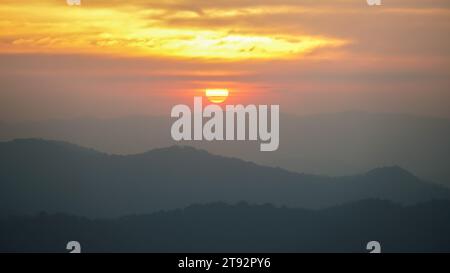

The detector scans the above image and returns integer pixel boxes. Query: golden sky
[0,0,350,59]
[0,0,450,120]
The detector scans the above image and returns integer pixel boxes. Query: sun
[205,89,229,103]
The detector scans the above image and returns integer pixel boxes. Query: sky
[0,0,450,121]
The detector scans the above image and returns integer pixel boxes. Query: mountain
[1,200,450,253]
[1,112,450,185]
[1,139,449,218]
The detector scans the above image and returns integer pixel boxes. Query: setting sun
[205,89,229,103]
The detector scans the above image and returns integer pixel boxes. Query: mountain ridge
[2,199,450,253]
[1,138,449,218]
[2,111,449,184]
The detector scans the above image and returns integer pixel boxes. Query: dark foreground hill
[1,200,450,253]
[1,139,450,218]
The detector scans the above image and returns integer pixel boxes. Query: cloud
[0,0,349,59]
[2,0,449,60]
[0,0,449,120]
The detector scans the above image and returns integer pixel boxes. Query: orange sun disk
[205,89,229,103]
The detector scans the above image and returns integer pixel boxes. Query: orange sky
[1,0,450,120]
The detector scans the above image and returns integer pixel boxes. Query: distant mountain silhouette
[1,139,449,218]
[1,112,450,184]
[1,200,450,253]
